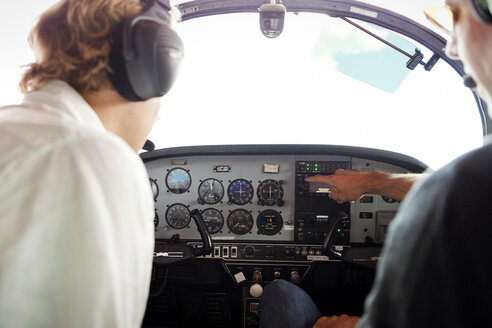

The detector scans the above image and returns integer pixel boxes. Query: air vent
[167,263,198,283]
[146,290,178,326]
[198,293,231,327]
[340,265,375,286]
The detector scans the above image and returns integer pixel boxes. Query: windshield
[149,10,482,169]
[0,0,483,170]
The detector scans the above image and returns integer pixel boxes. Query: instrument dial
[165,168,191,194]
[382,196,398,203]
[198,179,224,204]
[257,179,283,206]
[227,209,254,235]
[201,208,224,234]
[257,209,283,235]
[227,179,254,205]
[165,203,191,229]
[154,210,159,229]
[149,178,159,201]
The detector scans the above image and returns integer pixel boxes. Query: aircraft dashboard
[142,144,425,283]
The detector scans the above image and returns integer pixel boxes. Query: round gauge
[201,208,224,234]
[154,211,159,229]
[198,179,224,204]
[165,203,191,229]
[257,210,283,235]
[227,209,254,235]
[149,178,159,201]
[227,179,254,205]
[165,168,191,194]
[257,179,284,206]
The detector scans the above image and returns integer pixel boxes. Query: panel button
[360,196,374,203]
[359,212,373,219]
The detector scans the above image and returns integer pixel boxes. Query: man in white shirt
[0,0,183,327]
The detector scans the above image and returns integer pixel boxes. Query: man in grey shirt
[260,0,492,327]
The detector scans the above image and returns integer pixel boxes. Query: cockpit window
[149,11,482,169]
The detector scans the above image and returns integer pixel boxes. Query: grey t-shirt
[359,143,492,327]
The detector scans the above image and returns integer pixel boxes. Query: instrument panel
[147,154,296,242]
[143,145,426,247]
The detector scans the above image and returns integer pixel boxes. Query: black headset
[471,0,492,23]
[109,0,184,101]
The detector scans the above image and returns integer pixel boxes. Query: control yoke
[153,209,213,267]
[190,209,213,256]
[323,211,382,270]
[322,211,345,259]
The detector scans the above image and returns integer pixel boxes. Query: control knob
[252,269,263,283]
[250,269,264,298]
[244,246,255,256]
[265,247,276,256]
[290,271,301,284]
[250,283,263,298]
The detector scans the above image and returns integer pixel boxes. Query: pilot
[0,0,182,327]
[260,0,492,327]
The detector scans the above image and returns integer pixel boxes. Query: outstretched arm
[313,315,360,328]
[305,169,424,203]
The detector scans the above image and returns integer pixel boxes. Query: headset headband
[122,0,172,60]
[471,0,492,23]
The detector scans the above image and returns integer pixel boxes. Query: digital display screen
[308,182,331,194]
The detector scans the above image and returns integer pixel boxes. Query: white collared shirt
[0,80,155,328]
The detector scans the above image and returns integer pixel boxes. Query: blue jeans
[259,280,321,328]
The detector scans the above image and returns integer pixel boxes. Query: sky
[0,0,448,106]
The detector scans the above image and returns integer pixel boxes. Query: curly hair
[19,0,143,94]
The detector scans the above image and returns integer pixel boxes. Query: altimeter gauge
[198,178,224,204]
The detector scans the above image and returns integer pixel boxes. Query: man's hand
[306,169,420,203]
[313,315,360,328]
[305,169,371,203]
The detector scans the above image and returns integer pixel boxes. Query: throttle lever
[190,209,213,256]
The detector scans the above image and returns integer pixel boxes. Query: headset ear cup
[109,14,184,101]
[109,25,142,102]
[471,0,492,23]
[126,22,184,100]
